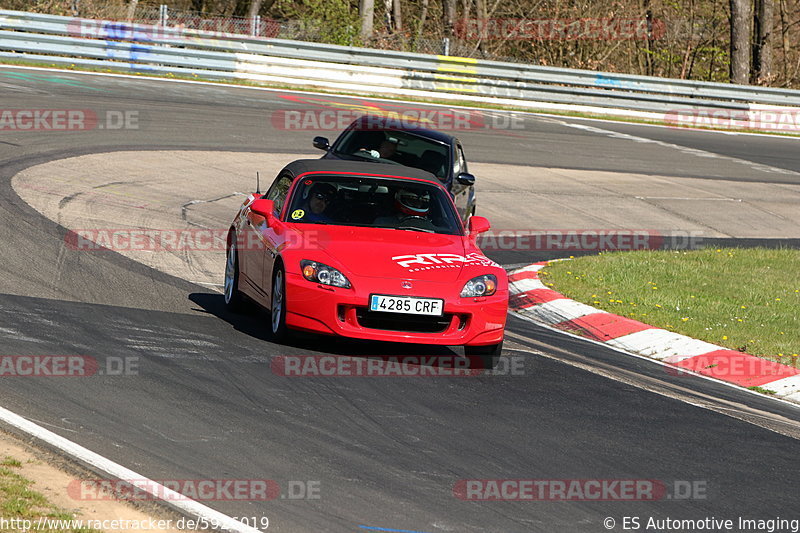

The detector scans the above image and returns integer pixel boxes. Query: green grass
[0,458,100,533]
[748,385,777,395]
[2,57,799,138]
[542,248,800,365]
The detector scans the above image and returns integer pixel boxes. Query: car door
[260,173,294,302]
[449,142,471,220]
[240,173,292,306]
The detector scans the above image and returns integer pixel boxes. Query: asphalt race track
[1,67,800,533]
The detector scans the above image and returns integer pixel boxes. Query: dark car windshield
[331,128,450,181]
[286,175,461,235]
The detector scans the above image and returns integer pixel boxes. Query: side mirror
[468,215,490,235]
[250,199,276,224]
[313,136,330,151]
[456,173,476,186]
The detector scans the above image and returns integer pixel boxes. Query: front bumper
[284,272,507,346]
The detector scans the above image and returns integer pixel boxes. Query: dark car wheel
[224,238,246,312]
[465,340,503,370]
[270,264,289,343]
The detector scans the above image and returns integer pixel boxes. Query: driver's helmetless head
[395,188,430,216]
[308,182,336,214]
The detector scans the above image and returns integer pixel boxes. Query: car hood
[307,226,478,282]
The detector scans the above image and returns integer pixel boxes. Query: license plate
[369,294,444,316]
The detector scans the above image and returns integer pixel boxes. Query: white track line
[0,406,263,533]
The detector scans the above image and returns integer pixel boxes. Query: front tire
[465,340,503,370]
[270,264,289,343]
[224,238,246,312]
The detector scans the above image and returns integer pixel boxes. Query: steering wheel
[399,215,427,223]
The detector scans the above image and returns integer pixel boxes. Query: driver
[298,182,336,223]
[358,136,400,161]
[375,187,431,226]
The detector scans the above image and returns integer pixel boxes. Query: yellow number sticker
[291,209,305,220]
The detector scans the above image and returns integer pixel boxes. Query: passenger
[375,187,431,226]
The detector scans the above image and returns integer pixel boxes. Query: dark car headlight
[301,260,351,288]
[460,275,497,297]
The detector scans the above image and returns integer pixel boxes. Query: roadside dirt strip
[508,262,800,403]
[0,430,183,533]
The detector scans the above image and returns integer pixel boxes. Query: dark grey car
[312,115,477,222]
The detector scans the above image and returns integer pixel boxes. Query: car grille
[355,308,454,333]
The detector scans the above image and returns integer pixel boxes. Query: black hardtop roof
[282,159,440,184]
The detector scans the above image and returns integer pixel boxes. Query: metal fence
[2,9,800,125]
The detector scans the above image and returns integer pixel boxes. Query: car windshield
[286,175,462,235]
[331,128,450,180]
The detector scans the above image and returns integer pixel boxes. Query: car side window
[266,174,293,218]
[455,145,467,175]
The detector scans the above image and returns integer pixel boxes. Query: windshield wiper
[397,226,435,233]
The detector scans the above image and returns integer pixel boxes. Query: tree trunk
[415,0,429,48]
[360,0,375,40]
[475,0,486,52]
[392,0,402,32]
[126,0,138,21]
[729,0,752,84]
[248,0,262,18]
[753,0,774,83]
[642,0,654,76]
[443,0,456,37]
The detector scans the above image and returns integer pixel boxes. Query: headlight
[460,274,497,297]
[300,260,351,288]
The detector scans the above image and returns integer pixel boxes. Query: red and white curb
[508,262,800,403]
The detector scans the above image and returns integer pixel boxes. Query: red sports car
[224,160,508,366]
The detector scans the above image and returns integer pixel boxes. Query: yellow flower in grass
[722,336,728,340]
